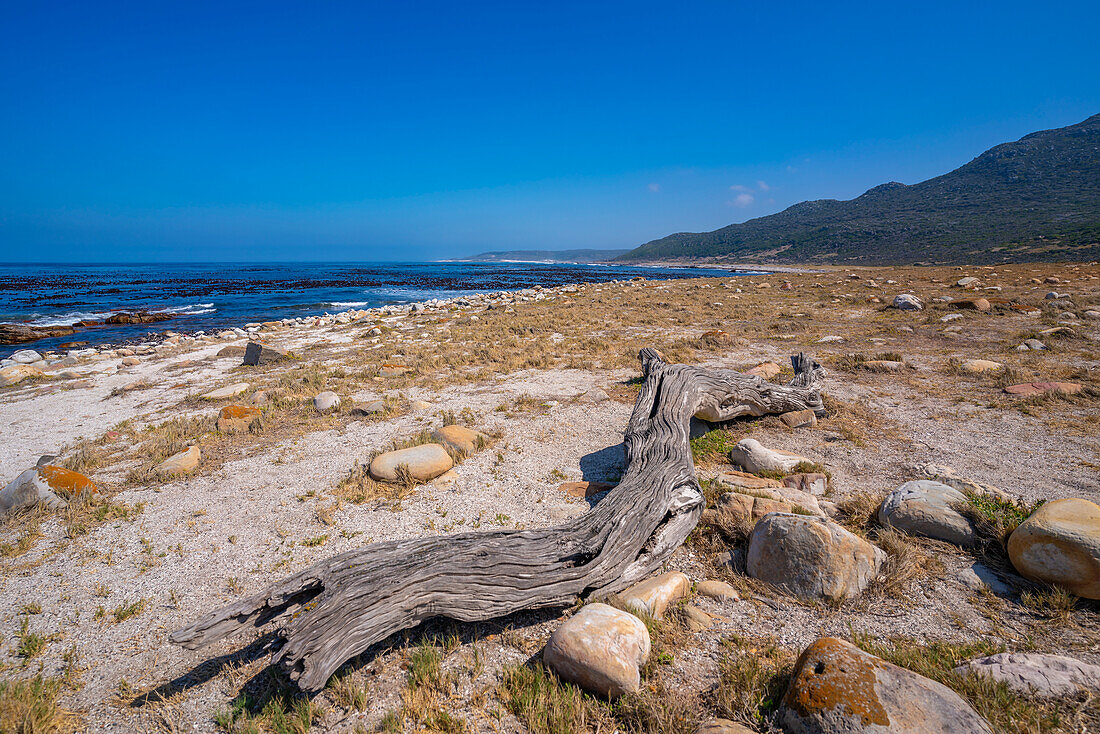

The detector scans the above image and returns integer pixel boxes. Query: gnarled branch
[170,349,824,692]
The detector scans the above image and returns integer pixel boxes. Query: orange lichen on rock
[37,465,98,498]
[783,637,890,727]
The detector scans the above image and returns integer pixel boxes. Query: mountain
[620,114,1100,265]
[458,248,631,263]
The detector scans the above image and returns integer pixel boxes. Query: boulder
[543,603,650,698]
[954,653,1100,698]
[369,443,454,483]
[696,579,740,601]
[877,480,978,547]
[716,475,826,515]
[430,424,487,456]
[891,294,923,311]
[745,362,781,380]
[157,446,201,476]
[960,359,1002,374]
[717,492,801,525]
[729,438,813,475]
[105,311,173,324]
[216,344,248,359]
[747,514,885,601]
[121,356,140,366]
[780,409,817,429]
[216,405,261,433]
[0,364,46,387]
[956,277,981,288]
[313,391,341,412]
[779,637,993,734]
[243,342,289,366]
[681,604,714,631]
[0,323,76,345]
[1003,381,1082,396]
[620,571,691,618]
[1007,498,1100,599]
[202,382,250,400]
[0,465,98,515]
[11,349,43,364]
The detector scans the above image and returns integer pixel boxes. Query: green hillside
[620,114,1100,264]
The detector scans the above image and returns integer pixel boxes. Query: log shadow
[578,443,625,483]
[135,605,569,707]
[129,630,283,708]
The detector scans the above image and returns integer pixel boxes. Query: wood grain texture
[170,348,824,692]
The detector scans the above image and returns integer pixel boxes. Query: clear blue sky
[1,0,1098,262]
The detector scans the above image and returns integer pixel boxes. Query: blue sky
[1,1,1098,262]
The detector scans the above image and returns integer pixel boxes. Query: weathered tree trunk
[170,349,824,692]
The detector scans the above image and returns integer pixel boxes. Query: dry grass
[711,633,795,729]
[852,633,1099,733]
[0,675,79,733]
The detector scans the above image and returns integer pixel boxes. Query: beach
[1,262,1098,732]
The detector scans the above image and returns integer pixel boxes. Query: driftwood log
[171,348,825,692]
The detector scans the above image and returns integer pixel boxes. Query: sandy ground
[1,263,1098,733]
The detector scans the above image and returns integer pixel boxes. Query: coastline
[0,261,1098,732]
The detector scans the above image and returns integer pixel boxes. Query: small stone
[243,342,289,366]
[783,473,827,496]
[715,470,782,490]
[681,604,714,631]
[369,443,454,483]
[350,399,386,417]
[958,562,1013,596]
[1003,381,1082,396]
[780,637,993,734]
[695,719,756,734]
[313,391,341,412]
[956,277,980,288]
[543,602,650,698]
[954,653,1100,698]
[379,364,412,377]
[878,480,978,547]
[430,424,487,456]
[780,409,817,429]
[157,446,201,476]
[729,438,813,475]
[579,387,610,403]
[861,359,904,371]
[410,399,431,410]
[960,359,1002,374]
[696,579,740,601]
[120,356,140,366]
[816,335,844,343]
[745,362,781,380]
[216,405,261,433]
[747,514,885,601]
[621,571,691,618]
[940,313,963,322]
[891,294,923,311]
[1007,498,1099,599]
[558,481,615,499]
[956,298,991,312]
[202,382,250,400]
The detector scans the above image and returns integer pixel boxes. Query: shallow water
[0,261,752,356]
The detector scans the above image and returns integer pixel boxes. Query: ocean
[0,261,749,357]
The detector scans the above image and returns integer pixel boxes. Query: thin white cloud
[647,182,661,193]
[730,193,755,207]
[757,180,770,191]
[729,184,751,192]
